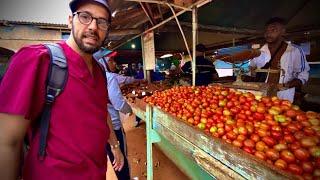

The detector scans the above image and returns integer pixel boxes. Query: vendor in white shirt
[250,17,310,102]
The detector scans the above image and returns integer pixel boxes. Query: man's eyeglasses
[73,11,110,31]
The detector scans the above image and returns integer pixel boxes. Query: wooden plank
[155,133,215,180]
[128,98,146,120]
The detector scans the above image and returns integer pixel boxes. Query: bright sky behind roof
[0,0,70,24]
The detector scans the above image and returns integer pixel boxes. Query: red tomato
[301,120,311,127]
[256,141,267,152]
[289,141,301,151]
[254,151,266,160]
[256,106,266,114]
[226,132,237,140]
[271,125,282,131]
[302,161,314,174]
[271,131,282,140]
[303,127,315,136]
[314,169,320,177]
[300,137,317,148]
[244,110,252,116]
[302,174,313,180]
[257,129,269,137]
[287,164,303,175]
[217,122,224,128]
[224,124,233,132]
[274,159,287,170]
[296,114,308,121]
[243,146,253,154]
[274,143,288,152]
[265,149,280,161]
[217,127,225,136]
[246,124,254,134]
[237,134,246,142]
[243,139,255,148]
[280,150,296,163]
[212,132,220,138]
[283,134,295,143]
[260,123,270,131]
[293,131,305,140]
[230,107,240,114]
[250,134,260,143]
[237,113,246,120]
[232,139,243,148]
[233,128,239,135]
[293,148,310,161]
[262,136,276,147]
[285,109,297,118]
[261,97,271,104]
[309,146,320,158]
[238,126,248,135]
[265,114,273,121]
[315,158,320,168]
[287,124,299,133]
[253,112,265,121]
[222,135,228,141]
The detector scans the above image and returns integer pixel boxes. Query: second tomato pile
[144,85,320,178]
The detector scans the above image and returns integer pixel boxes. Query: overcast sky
[0,0,70,24]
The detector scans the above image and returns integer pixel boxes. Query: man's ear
[68,15,73,29]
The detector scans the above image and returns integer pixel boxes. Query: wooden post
[192,7,198,86]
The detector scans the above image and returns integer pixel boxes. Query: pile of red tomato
[144,85,320,179]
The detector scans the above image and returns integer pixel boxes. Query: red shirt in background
[0,41,110,180]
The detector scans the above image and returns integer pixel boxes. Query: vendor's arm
[113,73,137,85]
[107,73,133,114]
[287,47,310,88]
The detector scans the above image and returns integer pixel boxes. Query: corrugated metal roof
[0,20,67,27]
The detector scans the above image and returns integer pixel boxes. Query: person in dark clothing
[181,44,218,86]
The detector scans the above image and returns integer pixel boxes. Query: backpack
[24,43,68,160]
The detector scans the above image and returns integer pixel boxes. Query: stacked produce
[121,81,171,102]
[144,85,320,179]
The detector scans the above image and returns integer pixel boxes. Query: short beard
[72,28,103,54]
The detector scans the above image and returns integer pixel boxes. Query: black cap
[196,44,207,52]
[265,17,287,26]
[69,0,111,20]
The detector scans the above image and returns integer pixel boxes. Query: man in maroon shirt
[0,0,124,179]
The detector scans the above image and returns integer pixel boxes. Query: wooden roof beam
[174,21,262,35]
[139,2,156,26]
[109,28,143,37]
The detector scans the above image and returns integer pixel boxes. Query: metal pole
[192,7,198,86]
[167,3,192,61]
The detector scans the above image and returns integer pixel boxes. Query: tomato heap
[144,85,320,178]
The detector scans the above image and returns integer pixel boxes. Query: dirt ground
[107,115,189,180]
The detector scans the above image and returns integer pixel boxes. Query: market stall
[127,85,320,180]
[116,0,320,179]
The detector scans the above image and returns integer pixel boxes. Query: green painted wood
[156,133,214,180]
[146,105,154,180]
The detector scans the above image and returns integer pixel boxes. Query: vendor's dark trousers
[135,116,141,127]
[106,128,130,180]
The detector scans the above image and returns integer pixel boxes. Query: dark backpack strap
[38,43,68,160]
